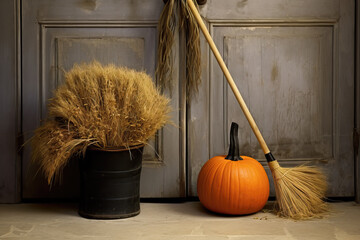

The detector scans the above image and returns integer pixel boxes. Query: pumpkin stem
[225,122,243,161]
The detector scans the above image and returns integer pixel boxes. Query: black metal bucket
[78,145,144,219]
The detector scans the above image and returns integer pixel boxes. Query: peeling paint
[271,63,279,82]
[78,0,99,12]
[237,0,248,8]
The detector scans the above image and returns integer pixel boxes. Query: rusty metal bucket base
[78,209,140,219]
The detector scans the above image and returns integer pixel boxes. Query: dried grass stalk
[156,0,201,99]
[269,161,328,220]
[180,0,201,100]
[31,120,88,184]
[156,0,177,93]
[32,62,171,184]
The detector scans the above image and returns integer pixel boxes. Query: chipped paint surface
[237,0,248,8]
[78,0,99,12]
[220,26,333,160]
[271,63,278,82]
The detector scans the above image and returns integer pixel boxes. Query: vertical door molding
[0,0,21,203]
[356,0,360,203]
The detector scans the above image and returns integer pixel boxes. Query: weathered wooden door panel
[212,26,333,160]
[22,0,184,199]
[189,0,354,197]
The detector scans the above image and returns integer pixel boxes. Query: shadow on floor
[153,200,277,219]
[20,202,79,217]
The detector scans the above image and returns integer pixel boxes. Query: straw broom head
[269,161,328,220]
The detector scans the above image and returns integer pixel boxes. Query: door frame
[356,0,360,203]
[0,0,21,203]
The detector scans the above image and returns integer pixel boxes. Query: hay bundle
[156,0,201,99]
[32,62,171,184]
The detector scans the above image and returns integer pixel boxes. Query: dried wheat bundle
[31,120,91,184]
[179,0,201,100]
[32,62,171,184]
[156,0,177,93]
[156,0,201,99]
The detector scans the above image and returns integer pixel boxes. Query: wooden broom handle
[187,0,270,154]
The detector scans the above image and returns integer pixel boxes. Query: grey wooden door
[22,0,185,199]
[188,0,355,197]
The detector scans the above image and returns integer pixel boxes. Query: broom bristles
[269,161,328,220]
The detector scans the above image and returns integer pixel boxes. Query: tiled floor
[0,201,359,240]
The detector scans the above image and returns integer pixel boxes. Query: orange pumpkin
[197,122,270,215]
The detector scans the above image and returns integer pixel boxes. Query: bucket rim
[87,144,145,152]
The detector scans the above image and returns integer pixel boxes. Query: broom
[184,0,328,219]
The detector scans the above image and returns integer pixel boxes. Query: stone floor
[0,201,359,240]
